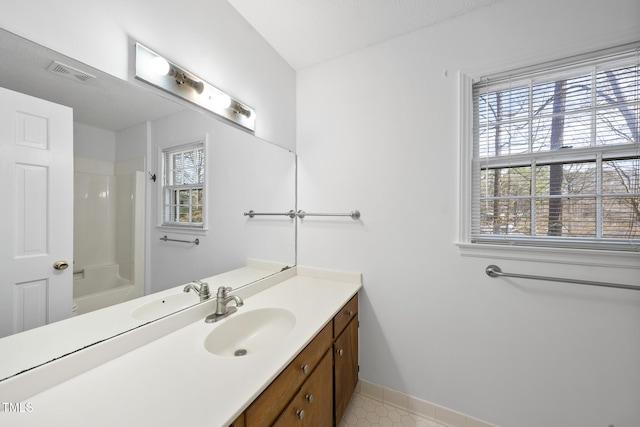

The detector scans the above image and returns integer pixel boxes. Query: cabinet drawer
[333,294,358,338]
[245,322,333,426]
[273,350,333,427]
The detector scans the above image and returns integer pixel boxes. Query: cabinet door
[246,323,332,426]
[273,350,333,427]
[334,315,358,424]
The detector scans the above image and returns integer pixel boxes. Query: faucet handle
[200,282,210,296]
[216,286,233,298]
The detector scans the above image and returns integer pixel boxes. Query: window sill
[456,242,640,269]
[157,224,208,235]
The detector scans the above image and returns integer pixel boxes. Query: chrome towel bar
[485,265,639,291]
[244,210,297,218]
[160,235,200,245]
[295,210,360,220]
[243,209,361,220]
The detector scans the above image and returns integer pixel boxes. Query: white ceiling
[227,0,502,70]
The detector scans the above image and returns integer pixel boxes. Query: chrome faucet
[205,286,244,323]
[215,286,244,315]
[183,280,211,302]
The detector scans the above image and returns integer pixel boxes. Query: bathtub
[73,264,140,315]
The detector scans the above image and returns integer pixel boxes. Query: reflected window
[162,141,205,227]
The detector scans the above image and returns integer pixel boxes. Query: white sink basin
[204,307,296,357]
[132,292,199,321]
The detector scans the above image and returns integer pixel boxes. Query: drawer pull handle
[306,394,314,403]
[301,364,310,374]
[336,348,344,356]
[347,310,354,316]
[296,409,305,420]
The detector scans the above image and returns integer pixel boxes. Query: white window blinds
[471,45,640,251]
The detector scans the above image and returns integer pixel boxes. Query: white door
[0,86,73,338]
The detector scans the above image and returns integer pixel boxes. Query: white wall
[0,0,296,151]
[148,109,296,293]
[74,122,116,161]
[116,122,148,165]
[297,0,640,426]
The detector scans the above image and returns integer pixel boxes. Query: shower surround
[73,157,144,314]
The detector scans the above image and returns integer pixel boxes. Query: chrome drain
[234,349,248,357]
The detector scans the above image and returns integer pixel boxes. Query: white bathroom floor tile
[340,391,445,427]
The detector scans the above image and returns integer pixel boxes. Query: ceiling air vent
[46,61,96,84]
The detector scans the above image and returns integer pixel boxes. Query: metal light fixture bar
[134,43,255,131]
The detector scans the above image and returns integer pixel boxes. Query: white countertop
[0,266,361,426]
[0,260,286,383]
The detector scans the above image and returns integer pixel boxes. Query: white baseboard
[357,380,498,427]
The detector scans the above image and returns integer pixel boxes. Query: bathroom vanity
[0,266,361,427]
[242,293,358,426]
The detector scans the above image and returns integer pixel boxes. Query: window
[469,46,639,252]
[162,141,205,228]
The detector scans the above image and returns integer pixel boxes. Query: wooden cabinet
[333,295,359,424]
[273,350,333,426]
[333,294,358,338]
[229,413,244,427]
[246,323,333,426]
[245,293,358,427]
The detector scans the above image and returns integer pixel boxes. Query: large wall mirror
[0,28,296,381]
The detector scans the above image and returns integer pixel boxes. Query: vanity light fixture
[134,43,256,131]
[149,56,204,94]
[232,103,252,118]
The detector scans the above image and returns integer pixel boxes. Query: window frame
[457,45,640,267]
[158,136,208,232]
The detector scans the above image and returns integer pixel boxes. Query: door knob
[53,260,69,270]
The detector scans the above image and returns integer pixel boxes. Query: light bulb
[150,56,171,76]
[189,80,205,94]
[211,93,231,110]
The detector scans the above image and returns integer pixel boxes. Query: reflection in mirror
[0,28,295,381]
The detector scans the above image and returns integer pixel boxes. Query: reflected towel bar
[244,210,297,219]
[485,265,639,291]
[295,210,361,220]
[243,209,361,220]
[160,235,200,245]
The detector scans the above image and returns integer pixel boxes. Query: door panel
[14,279,48,332]
[15,163,49,256]
[0,86,73,338]
[15,111,50,149]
